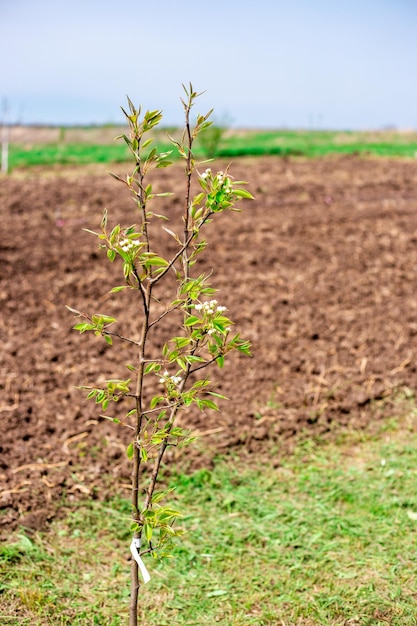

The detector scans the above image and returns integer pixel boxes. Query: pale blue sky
[1,0,416,129]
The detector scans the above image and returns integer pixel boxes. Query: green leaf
[125,225,139,235]
[151,487,176,504]
[150,395,164,410]
[155,159,173,169]
[176,357,187,371]
[157,507,182,521]
[142,138,153,150]
[181,435,197,447]
[114,378,131,392]
[144,523,153,542]
[192,192,205,206]
[118,247,130,262]
[233,188,255,199]
[184,315,200,326]
[202,399,220,411]
[182,394,193,407]
[109,224,120,240]
[185,355,205,364]
[73,322,94,333]
[109,285,127,293]
[144,362,161,374]
[210,333,223,348]
[151,434,166,445]
[143,255,169,268]
[237,342,252,356]
[173,336,191,349]
[168,349,179,361]
[214,315,231,325]
[190,378,211,390]
[208,391,228,400]
[170,426,188,437]
[92,314,116,325]
[100,415,120,424]
[101,415,120,424]
[216,355,225,368]
[126,442,134,460]
[107,249,117,262]
[104,334,113,346]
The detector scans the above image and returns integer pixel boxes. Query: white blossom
[195,300,228,317]
[119,237,140,253]
[159,370,182,387]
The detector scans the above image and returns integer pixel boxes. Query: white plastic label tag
[130,537,151,584]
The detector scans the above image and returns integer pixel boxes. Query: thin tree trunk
[129,558,139,626]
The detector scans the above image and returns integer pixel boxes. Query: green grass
[215,129,417,159]
[5,128,417,171]
[3,414,417,625]
[8,143,131,168]
[7,141,171,170]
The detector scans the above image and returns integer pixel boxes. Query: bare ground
[1,155,417,534]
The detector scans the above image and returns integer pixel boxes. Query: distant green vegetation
[8,143,132,168]
[5,126,417,171]
[3,413,417,624]
[215,129,417,159]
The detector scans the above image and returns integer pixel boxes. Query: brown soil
[1,155,417,535]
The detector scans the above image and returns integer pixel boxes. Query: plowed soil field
[2,155,417,534]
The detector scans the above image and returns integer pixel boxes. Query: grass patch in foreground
[2,420,417,624]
